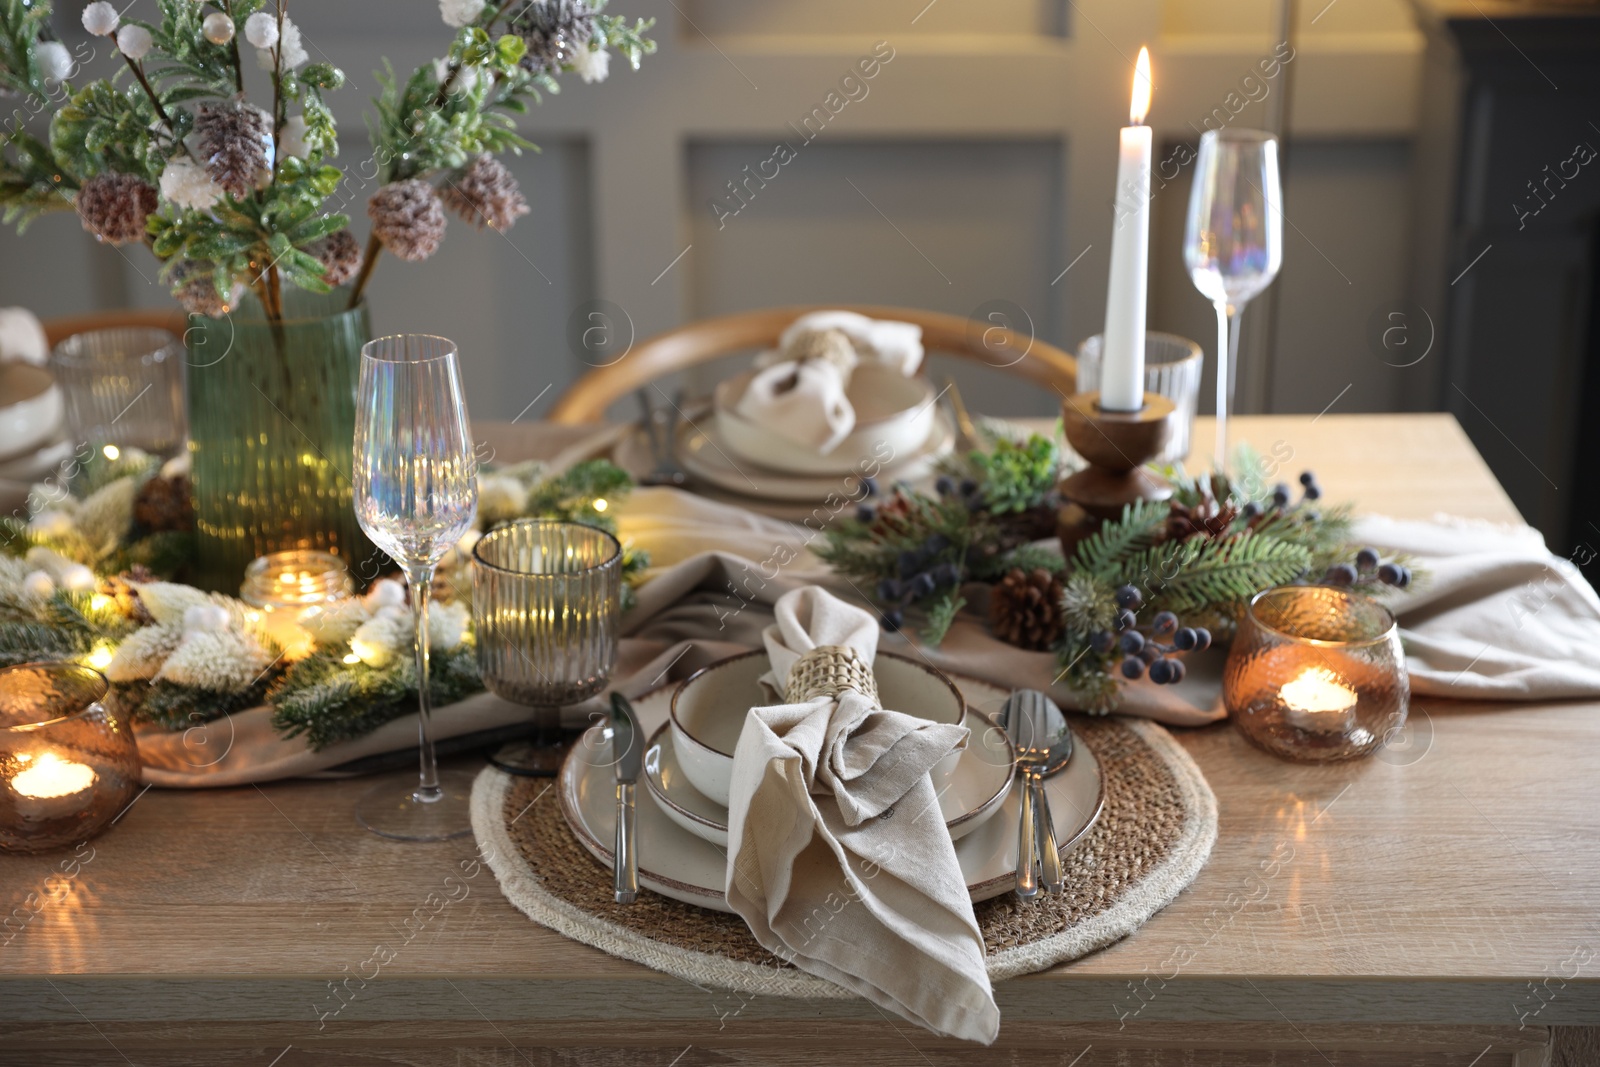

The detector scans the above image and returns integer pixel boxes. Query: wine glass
[351,335,479,841]
[1183,129,1284,473]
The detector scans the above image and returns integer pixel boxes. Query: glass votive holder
[0,663,143,853]
[1224,586,1409,762]
[1076,332,1204,463]
[241,550,356,659]
[49,327,186,457]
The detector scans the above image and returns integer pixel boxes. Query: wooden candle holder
[1057,390,1178,554]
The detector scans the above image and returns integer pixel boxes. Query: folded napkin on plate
[0,308,48,366]
[724,586,999,1044]
[736,311,924,454]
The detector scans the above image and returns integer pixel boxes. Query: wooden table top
[7,414,1599,1043]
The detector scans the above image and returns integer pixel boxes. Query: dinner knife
[610,693,642,904]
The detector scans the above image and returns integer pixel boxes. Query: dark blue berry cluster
[1324,545,1411,589]
[876,531,963,633]
[1088,585,1211,686]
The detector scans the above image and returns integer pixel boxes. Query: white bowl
[714,364,937,475]
[668,648,966,807]
[0,363,62,462]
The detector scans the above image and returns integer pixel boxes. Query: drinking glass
[472,519,622,776]
[351,335,478,841]
[50,327,186,456]
[1183,129,1283,473]
[1076,332,1205,463]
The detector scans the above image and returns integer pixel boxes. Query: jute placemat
[471,716,1216,995]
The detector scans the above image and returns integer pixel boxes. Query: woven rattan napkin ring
[783,644,880,706]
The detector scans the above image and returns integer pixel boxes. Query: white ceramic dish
[559,671,1105,912]
[714,365,938,476]
[644,708,1014,848]
[0,363,63,462]
[674,411,953,504]
[668,649,965,807]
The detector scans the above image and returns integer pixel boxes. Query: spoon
[1002,690,1075,895]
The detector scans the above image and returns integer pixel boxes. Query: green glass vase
[185,289,377,593]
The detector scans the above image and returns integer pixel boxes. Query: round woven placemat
[471,716,1216,995]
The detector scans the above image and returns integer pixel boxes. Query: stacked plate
[672,366,954,510]
[557,653,1105,913]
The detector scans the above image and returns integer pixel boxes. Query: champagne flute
[1183,129,1284,474]
[351,335,478,841]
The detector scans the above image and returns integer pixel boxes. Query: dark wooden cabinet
[1408,0,1600,569]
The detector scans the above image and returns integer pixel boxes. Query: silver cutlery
[1002,692,1040,899]
[610,693,642,904]
[635,387,688,488]
[1002,690,1077,897]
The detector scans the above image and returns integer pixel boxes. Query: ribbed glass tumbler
[1223,586,1409,762]
[49,327,186,457]
[472,519,622,775]
[1075,332,1204,463]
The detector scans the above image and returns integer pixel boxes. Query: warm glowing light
[85,644,114,670]
[1129,46,1152,125]
[592,498,608,512]
[89,594,113,612]
[1280,667,1357,714]
[342,652,361,665]
[102,444,120,461]
[11,752,96,799]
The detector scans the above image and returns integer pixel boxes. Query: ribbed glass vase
[185,289,376,592]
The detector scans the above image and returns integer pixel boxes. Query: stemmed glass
[351,335,479,841]
[1183,129,1284,473]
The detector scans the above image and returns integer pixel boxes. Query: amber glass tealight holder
[1223,586,1409,762]
[0,663,143,853]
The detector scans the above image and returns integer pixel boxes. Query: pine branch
[1130,533,1313,615]
[1071,499,1171,578]
[920,589,965,647]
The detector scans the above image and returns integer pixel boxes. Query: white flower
[570,44,610,85]
[439,0,486,28]
[36,41,73,82]
[202,12,235,45]
[117,25,153,62]
[160,452,191,479]
[252,16,305,69]
[132,582,215,627]
[161,157,224,211]
[350,607,408,667]
[365,578,408,610]
[428,600,469,651]
[298,599,370,646]
[82,1,119,36]
[278,114,310,159]
[244,11,278,49]
[182,603,232,633]
[21,570,54,599]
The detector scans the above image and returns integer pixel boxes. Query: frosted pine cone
[513,0,596,74]
[311,230,363,286]
[195,100,272,198]
[76,172,157,245]
[368,180,446,262]
[170,261,237,318]
[440,155,529,232]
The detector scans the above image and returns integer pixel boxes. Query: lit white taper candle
[1100,47,1154,413]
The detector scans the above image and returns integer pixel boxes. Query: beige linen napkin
[723,586,999,1044]
[777,310,925,375]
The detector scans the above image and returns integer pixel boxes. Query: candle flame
[12,752,97,799]
[1130,46,1152,125]
[1281,666,1357,714]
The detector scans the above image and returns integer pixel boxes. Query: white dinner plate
[559,672,1105,913]
[642,707,1015,848]
[673,409,954,503]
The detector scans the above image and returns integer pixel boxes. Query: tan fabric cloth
[724,587,998,1044]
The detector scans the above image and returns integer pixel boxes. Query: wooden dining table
[4,413,1598,1066]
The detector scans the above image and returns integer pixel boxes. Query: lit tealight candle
[1280,666,1358,735]
[241,550,354,660]
[10,752,98,819]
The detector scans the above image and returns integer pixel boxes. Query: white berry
[202,12,235,45]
